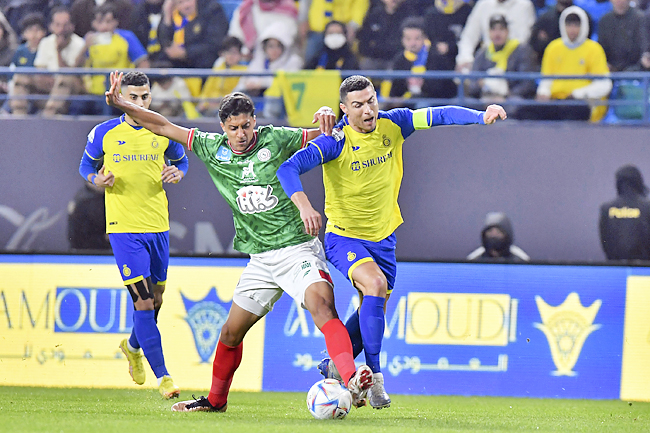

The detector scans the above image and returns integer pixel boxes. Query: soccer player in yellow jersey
[277,75,506,408]
[78,71,188,399]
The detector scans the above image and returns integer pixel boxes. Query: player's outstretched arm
[105,71,191,148]
[483,104,507,124]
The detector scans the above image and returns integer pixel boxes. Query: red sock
[321,318,356,386]
[207,340,243,408]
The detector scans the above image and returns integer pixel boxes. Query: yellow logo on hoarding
[534,292,601,376]
[405,293,517,346]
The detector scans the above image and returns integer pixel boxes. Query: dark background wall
[1,118,648,262]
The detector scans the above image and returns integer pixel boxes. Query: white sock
[126,341,140,353]
[157,375,171,386]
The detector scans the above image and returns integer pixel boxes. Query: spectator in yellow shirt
[519,6,611,122]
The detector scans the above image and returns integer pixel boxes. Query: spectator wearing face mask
[467,212,530,262]
[305,20,359,70]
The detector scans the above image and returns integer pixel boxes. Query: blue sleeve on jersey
[79,151,102,181]
[277,134,345,197]
[277,145,321,196]
[428,106,485,126]
[80,119,120,180]
[381,108,416,138]
[169,154,189,176]
[165,140,189,175]
[116,29,148,64]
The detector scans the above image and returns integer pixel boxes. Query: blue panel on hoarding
[54,287,134,333]
[262,263,626,399]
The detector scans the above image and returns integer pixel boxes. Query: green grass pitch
[2,386,648,432]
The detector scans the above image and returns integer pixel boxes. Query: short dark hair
[19,12,46,33]
[95,3,119,22]
[220,36,243,53]
[565,13,581,25]
[122,71,150,87]
[49,6,71,23]
[339,75,374,103]
[324,20,346,33]
[400,17,425,35]
[219,92,255,123]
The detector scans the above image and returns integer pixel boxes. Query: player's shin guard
[359,295,385,373]
[345,309,364,358]
[133,309,169,378]
[208,341,243,408]
[321,318,356,385]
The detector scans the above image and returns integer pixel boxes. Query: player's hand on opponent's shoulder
[105,70,124,108]
[94,165,115,187]
[313,106,336,136]
[483,104,507,125]
[161,163,183,184]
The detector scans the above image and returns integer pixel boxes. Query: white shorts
[233,237,333,317]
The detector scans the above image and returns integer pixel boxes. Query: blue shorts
[324,232,397,294]
[108,232,169,286]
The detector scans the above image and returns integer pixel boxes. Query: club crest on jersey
[347,251,356,261]
[257,148,271,162]
[382,134,391,147]
[236,185,279,214]
[151,138,159,148]
[216,145,232,162]
[241,160,257,182]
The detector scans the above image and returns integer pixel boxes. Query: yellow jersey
[83,115,187,233]
[277,106,485,241]
[541,38,609,121]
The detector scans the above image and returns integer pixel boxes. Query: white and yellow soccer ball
[306,378,352,420]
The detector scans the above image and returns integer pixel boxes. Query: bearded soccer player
[277,75,507,409]
[103,71,374,412]
[78,71,188,399]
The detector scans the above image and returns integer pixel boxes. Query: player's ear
[339,102,347,115]
[252,114,256,128]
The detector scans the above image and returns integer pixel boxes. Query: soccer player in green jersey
[79,71,188,399]
[104,71,374,412]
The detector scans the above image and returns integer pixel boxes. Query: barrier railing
[0,67,648,123]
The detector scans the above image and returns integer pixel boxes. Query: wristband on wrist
[90,174,97,185]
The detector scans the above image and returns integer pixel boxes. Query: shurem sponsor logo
[350,150,393,171]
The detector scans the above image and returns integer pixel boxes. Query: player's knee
[219,322,244,347]
[305,285,336,320]
[360,275,387,298]
[309,299,336,325]
[133,298,155,311]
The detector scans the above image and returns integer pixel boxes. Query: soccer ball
[306,378,352,420]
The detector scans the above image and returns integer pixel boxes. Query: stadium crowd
[0,0,648,121]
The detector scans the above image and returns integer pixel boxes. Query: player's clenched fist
[483,104,507,124]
